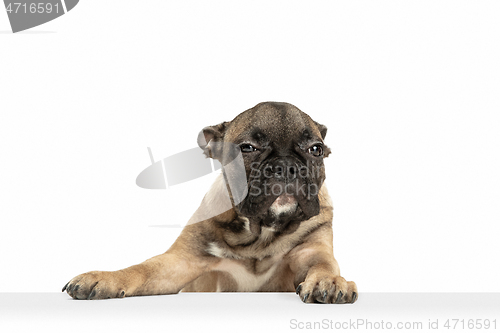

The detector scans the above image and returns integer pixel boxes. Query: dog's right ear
[197,121,229,159]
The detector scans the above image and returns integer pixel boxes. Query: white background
[1,0,499,293]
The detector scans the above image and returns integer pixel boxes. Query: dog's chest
[213,256,283,292]
[207,226,292,291]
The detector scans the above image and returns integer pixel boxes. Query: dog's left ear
[197,121,230,159]
[314,121,328,140]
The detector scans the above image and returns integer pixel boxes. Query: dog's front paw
[296,275,357,304]
[62,271,128,300]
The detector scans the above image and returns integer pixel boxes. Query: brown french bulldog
[63,102,357,304]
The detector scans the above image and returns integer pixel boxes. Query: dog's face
[198,102,330,232]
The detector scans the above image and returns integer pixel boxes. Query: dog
[63,102,357,304]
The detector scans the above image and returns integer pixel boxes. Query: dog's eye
[308,145,323,157]
[240,144,257,153]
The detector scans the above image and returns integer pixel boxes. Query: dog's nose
[273,158,300,182]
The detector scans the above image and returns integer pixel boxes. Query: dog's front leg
[63,236,217,300]
[289,242,358,304]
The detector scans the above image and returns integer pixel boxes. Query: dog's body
[63,102,357,304]
[182,174,334,293]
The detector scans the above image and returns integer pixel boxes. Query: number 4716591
[5,3,60,14]
[444,319,497,330]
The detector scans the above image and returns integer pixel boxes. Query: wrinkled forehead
[225,103,322,144]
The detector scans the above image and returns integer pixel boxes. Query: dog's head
[198,102,330,231]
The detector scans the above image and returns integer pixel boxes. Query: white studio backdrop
[1,0,499,293]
